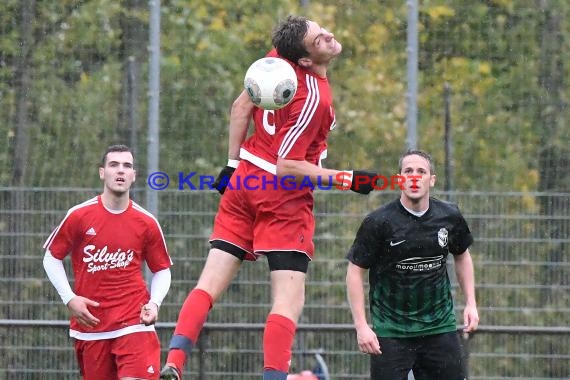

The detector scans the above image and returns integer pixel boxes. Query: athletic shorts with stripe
[210,160,315,261]
[75,331,160,380]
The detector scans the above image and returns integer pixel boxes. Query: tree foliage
[0,2,568,377]
[1,0,568,191]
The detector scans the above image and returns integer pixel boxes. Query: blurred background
[0,0,568,379]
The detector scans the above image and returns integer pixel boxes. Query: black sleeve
[346,215,384,269]
[449,207,473,255]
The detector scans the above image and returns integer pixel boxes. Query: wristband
[227,159,240,168]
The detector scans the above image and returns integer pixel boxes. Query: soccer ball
[244,57,298,110]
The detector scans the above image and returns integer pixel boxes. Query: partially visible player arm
[276,157,378,194]
[43,251,100,327]
[346,262,381,354]
[454,249,479,333]
[228,90,254,160]
[141,268,172,325]
[149,268,171,307]
[43,251,76,304]
[213,90,255,194]
[273,83,377,193]
[277,157,345,184]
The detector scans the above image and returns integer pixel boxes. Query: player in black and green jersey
[346,150,479,380]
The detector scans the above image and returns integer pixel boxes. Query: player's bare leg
[160,248,242,379]
[263,269,306,380]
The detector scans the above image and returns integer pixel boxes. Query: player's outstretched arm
[346,262,381,354]
[276,157,378,194]
[454,249,479,333]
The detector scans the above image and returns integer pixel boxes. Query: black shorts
[211,240,310,273]
[370,331,467,380]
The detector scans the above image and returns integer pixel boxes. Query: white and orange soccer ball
[244,57,298,110]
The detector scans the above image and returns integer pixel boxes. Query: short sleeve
[346,215,384,269]
[448,208,473,255]
[144,219,172,272]
[43,211,78,260]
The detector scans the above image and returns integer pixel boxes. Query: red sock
[165,349,186,372]
[263,314,296,372]
[167,288,213,370]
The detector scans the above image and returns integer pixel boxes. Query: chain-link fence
[1,2,569,378]
[0,188,568,379]
[2,2,569,192]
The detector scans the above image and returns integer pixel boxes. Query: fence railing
[1,320,569,379]
[0,188,568,379]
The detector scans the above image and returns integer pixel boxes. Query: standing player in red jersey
[43,144,173,380]
[160,16,378,380]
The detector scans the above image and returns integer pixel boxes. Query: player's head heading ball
[272,15,310,64]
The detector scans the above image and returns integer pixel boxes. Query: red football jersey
[44,195,172,338]
[240,49,336,174]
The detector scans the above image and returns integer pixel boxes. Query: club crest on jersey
[438,228,448,248]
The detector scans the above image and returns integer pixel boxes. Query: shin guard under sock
[263,313,296,373]
[167,288,213,371]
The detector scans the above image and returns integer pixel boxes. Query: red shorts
[74,331,160,380]
[210,160,315,261]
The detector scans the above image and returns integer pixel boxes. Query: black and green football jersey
[346,197,473,338]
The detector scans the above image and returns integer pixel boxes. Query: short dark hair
[398,149,435,174]
[100,144,133,167]
[272,15,310,64]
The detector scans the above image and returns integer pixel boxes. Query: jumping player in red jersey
[160,16,378,380]
[43,144,173,380]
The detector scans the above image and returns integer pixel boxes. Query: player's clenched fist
[212,160,239,194]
